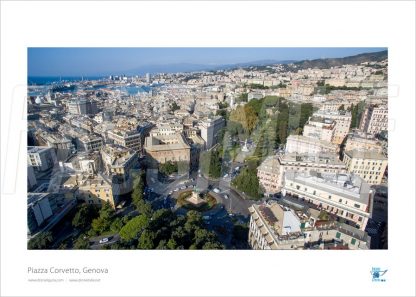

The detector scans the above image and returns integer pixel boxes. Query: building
[144,133,191,165]
[314,110,352,145]
[199,116,225,149]
[107,128,142,152]
[65,173,119,208]
[257,153,347,195]
[303,116,336,143]
[146,73,151,83]
[359,104,388,135]
[27,192,77,237]
[27,146,57,172]
[343,150,388,185]
[285,135,338,155]
[68,98,97,115]
[101,144,139,178]
[344,131,383,153]
[28,165,37,190]
[282,170,373,231]
[248,202,370,250]
[79,134,103,152]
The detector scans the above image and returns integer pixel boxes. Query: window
[313,190,316,195]
[354,203,360,208]
[351,238,356,245]
[336,232,341,239]
[358,216,363,222]
[338,198,342,203]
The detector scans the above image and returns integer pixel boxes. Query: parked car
[224,194,229,199]
[99,238,109,244]
[213,188,220,193]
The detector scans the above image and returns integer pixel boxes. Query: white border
[1,1,415,296]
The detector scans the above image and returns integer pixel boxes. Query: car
[99,238,109,244]
[173,188,178,192]
[213,188,220,193]
[180,186,186,190]
[168,191,173,195]
[223,174,229,178]
[198,174,202,177]
[202,216,211,220]
[223,194,229,199]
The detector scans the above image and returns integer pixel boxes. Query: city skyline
[28,47,387,77]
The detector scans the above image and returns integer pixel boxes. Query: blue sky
[28,47,387,76]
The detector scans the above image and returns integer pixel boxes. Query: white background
[1,1,415,296]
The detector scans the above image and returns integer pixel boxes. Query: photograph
[26,47,389,251]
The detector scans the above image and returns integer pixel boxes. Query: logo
[371,267,387,282]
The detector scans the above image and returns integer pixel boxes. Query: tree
[28,232,54,249]
[159,161,178,176]
[73,236,90,249]
[199,148,222,178]
[202,241,224,249]
[232,168,262,199]
[338,104,345,111]
[170,102,180,112]
[72,204,98,230]
[137,229,156,249]
[110,217,124,233]
[167,238,177,249]
[91,201,115,234]
[119,215,149,241]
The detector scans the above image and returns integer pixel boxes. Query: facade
[199,116,225,149]
[303,116,336,143]
[70,174,118,208]
[68,98,97,115]
[107,128,142,152]
[144,133,191,164]
[79,134,103,152]
[28,165,37,190]
[27,146,57,172]
[359,104,388,135]
[343,150,388,185]
[282,170,373,231]
[285,135,338,155]
[257,153,347,195]
[314,110,352,145]
[248,202,370,250]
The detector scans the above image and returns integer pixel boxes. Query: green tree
[91,201,115,234]
[167,238,177,249]
[159,161,178,176]
[119,215,149,241]
[72,204,98,230]
[170,102,180,112]
[73,236,90,249]
[137,229,156,249]
[232,168,262,199]
[110,217,124,233]
[28,232,54,249]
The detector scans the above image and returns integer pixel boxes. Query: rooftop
[344,149,387,160]
[285,170,371,204]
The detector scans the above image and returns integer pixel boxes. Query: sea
[27,76,155,97]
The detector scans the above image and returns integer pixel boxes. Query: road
[89,234,120,249]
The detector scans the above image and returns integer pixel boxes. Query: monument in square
[186,189,206,206]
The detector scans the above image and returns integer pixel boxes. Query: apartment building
[199,116,225,149]
[282,170,373,231]
[314,110,352,144]
[285,135,338,155]
[101,144,139,178]
[248,202,370,250]
[257,153,347,195]
[343,150,387,185]
[344,131,383,153]
[359,104,388,135]
[27,146,57,172]
[79,134,103,152]
[303,116,336,143]
[107,128,142,152]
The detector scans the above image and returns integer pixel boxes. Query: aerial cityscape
[27,48,388,250]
